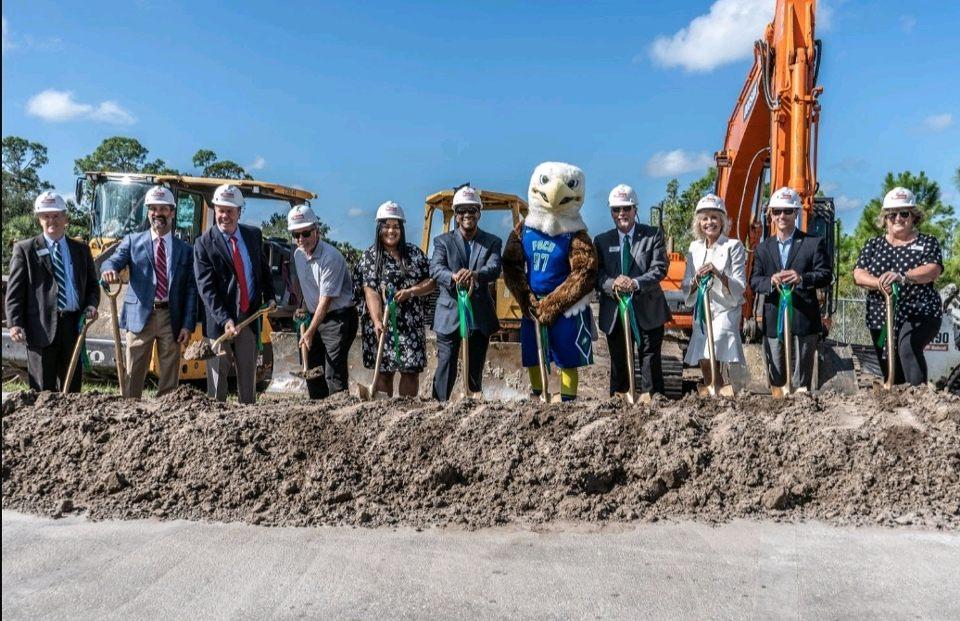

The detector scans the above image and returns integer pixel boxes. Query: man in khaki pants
[101,186,198,397]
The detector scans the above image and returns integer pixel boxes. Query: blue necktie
[51,242,68,311]
[620,234,631,275]
[464,240,472,265]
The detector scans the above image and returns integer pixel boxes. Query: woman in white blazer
[681,193,746,386]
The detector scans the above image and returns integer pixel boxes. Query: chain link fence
[831,297,872,345]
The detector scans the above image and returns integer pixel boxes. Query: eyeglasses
[291,229,314,239]
[455,208,479,216]
[610,206,634,214]
[885,210,913,221]
[770,208,797,217]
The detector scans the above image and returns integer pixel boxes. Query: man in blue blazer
[429,186,502,401]
[101,185,197,397]
[193,184,275,404]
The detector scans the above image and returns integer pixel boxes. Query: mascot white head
[525,161,586,237]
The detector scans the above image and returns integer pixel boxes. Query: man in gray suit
[429,186,503,401]
[593,184,671,396]
[5,191,100,392]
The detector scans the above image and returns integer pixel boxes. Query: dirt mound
[3,385,958,529]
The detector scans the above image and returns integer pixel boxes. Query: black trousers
[25,310,83,393]
[870,316,941,386]
[302,307,358,399]
[606,320,664,396]
[432,329,490,401]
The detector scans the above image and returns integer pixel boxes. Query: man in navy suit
[749,186,831,391]
[193,184,275,404]
[101,185,198,398]
[429,186,502,401]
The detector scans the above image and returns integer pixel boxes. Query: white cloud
[248,156,266,171]
[648,0,770,72]
[26,89,135,125]
[644,149,713,177]
[3,15,61,53]
[922,113,953,132]
[900,15,916,33]
[834,195,862,212]
[347,208,366,218]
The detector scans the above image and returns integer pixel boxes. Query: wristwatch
[898,272,913,285]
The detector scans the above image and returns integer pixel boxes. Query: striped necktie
[51,241,68,311]
[155,237,168,301]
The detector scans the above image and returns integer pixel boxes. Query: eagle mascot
[502,162,598,401]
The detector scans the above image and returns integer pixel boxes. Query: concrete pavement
[3,510,957,620]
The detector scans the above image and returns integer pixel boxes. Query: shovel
[100,280,127,397]
[771,283,795,399]
[63,315,96,395]
[615,291,653,405]
[290,318,322,380]
[697,283,735,398]
[880,286,896,390]
[457,285,482,400]
[357,289,391,401]
[531,314,563,403]
[184,303,277,361]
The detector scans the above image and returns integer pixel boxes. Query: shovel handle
[212,303,277,348]
[532,314,551,402]
[63,319,95,395]
[882,288,896,389]
[100,280,127,396]
[619,295,636,402]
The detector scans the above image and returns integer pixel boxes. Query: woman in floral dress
[356,201,435,397]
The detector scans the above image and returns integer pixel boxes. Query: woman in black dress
[356,201,435,397]
[853,187,943,386]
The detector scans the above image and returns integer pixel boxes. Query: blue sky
[3,0,957,247]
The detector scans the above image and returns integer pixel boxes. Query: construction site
[3,0,959,618]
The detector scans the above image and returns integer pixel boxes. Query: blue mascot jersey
[519,225,594,369]
[521,226,574,296]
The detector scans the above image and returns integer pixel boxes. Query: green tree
[259,212,362,269]
[837,170,957,296]
[941,167,960,287]
[73,136,176,175]
[658,167,718,254]
[2,136,56,271]
[191,149,252,180]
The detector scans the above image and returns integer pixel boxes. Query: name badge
[36,248,50,257]
[908,244,924,251]
[608,246,620,253]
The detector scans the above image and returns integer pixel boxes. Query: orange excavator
[658,0,853,394]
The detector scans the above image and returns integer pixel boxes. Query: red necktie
[230,235,250,313]
[155,237,168,301]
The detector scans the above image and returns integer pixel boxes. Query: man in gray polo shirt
[287,204,358,398]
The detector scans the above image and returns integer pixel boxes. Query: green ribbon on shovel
[693,274,714,329]
[776,284,795,341]
[77,314,91,371]
[877,282,901,348]
[617,292,642,345]
[456,286,476,339]
[385,287,401,360]
[293,311,313,333]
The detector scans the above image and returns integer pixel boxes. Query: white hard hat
[34,190,67,214]
[608,184,637,208]
[695,193,727,214]
[375,200,405,222]
[144,185,175,206]
[212,184,245,209]
[768,186,802,210]
[882,186,916,210]
[453,186,482,208]
[287,204,319,231]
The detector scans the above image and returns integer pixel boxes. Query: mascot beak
[543,178,567,211]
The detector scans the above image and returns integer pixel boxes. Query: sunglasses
[885,210,913,221]
[770,208,797,217]
[455,208,479,216]
[610,206,634,214]
[291,229,314,239]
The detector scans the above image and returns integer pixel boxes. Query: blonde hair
[691,209,731,241]
[875,207,923,230]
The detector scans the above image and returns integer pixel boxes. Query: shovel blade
[616,391,636,405]
[357,383,373,401]
[718,384,736,398]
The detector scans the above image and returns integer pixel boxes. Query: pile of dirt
[182,339,216,361]
[2,386,958,529]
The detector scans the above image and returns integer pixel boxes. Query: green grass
[1,375,145,396]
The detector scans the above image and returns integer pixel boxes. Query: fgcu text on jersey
[521,226,575,295]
